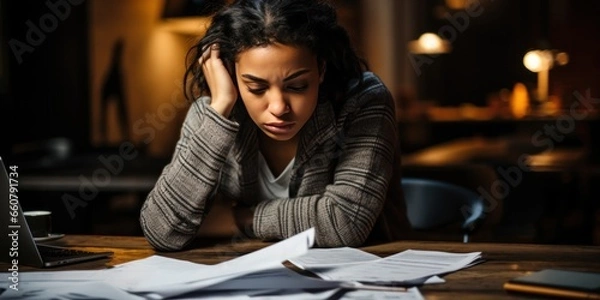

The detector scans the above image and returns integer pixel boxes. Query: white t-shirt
[257,152,295,200]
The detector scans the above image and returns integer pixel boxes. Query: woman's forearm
[140,97,240,251]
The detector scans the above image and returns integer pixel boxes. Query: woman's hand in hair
[200,43,238,118]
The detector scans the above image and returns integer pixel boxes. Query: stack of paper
[0,228,427,299]
[289,247,483,286]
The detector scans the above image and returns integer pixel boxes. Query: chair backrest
[401,177,485,243]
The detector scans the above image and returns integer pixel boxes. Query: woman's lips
[264,122,295,134]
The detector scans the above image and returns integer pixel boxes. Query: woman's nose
[268,91,290,116]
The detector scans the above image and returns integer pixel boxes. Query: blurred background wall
[89,0,190,156]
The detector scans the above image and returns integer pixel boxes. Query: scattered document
[339,287,424,300]
[288,247,381,268]
[200,264,341,291]
[0,229,480,300]
[290,248,481,285]
[173,286,424,300]
[126,227,317,298]
[0,281,145,300]
[1,228,318,300]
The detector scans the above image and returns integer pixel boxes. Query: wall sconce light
[408,33,452,54]
[161,0,225,35]
[523,49,569,102]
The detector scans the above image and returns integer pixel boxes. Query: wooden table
[5,235,600,299]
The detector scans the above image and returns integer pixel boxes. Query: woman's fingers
[198,45,211,66]
[198,43,220,66]
[210,43,220,60]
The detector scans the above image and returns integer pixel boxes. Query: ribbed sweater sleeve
[140,97,239,251]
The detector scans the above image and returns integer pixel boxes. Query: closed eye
[287,85,308,93]
[247,87,267,95]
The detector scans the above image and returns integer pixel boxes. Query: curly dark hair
[183,0,367,112]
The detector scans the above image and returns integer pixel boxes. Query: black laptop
[0,157,113,267]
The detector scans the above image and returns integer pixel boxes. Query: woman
[140,0,404,251]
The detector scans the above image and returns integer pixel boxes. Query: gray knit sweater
[140,72,403,251]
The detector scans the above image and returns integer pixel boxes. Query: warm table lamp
[408,32,452,54]
[522,49,569,103]
[407,33,452,107]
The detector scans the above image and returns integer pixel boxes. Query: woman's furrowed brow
[283,69,310,82]
[240,74,268,83]
[240,69,311,83]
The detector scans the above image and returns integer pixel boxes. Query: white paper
[17,270,111,282]
[9,255,211,293]
[288,247,381,268]
[0,231,468,300]
[169,265,343,299]
[313,249,481,284]
[173,293,252,300]
[234,287,424,300]
[340,287,424,300]
[126,227,316,298]
[107,255,212,290]
[0,228,317,300]
[181,288,340,300]
[289,247,446,285]
[215,227,315,272]
[0,281,145,300]
[202,264,341,290]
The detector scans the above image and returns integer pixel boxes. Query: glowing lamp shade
[408,33,452,54]
[523,50,554,72]
[419,33,443,52]
[523,50,556,102]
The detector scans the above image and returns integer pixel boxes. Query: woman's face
[235,43,322,142]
